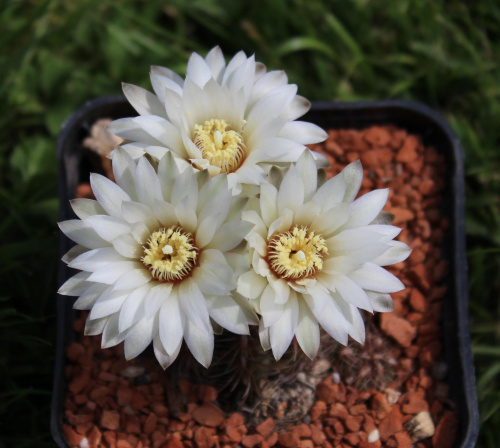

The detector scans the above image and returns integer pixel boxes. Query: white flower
[237,150,411,360]
[58,149,257,368]
[108,47,328,193]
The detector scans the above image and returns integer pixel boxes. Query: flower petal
[58,219,110,249]
[349,262,406,293]
[118,283,152,333]
[269,292,299,360]
[178,278,211,334]
[279,121,327,144]
[113,269,152,291]
[122,82,166,117]
[237,270,267,299]
[206,220,254,252]
[342,160,363,203]
[58,271,91,296]
[112,148,138,200]
[124,315,158,360]
[70,199,106,220]
[159,288,185,355]
[278,166,304,213]
[206,295,252,335]
[296,298,320,359]
[85,215,130,242]
[89,288,129,320]
[90,173,131,218]
[183,319,214,368]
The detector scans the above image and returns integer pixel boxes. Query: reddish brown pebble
[267,432,279,447]
[396,135,419,163]
[409,288,428,313]
[349,404,367,416]
[131,392,148,411]
[194,427,216,448]
[310,400,327,420]
[98,371,118,382]
[63,424,84,446]
[310,425,326,445]
[101,410,120,431]
[298,440,313,448]
[87,425,102,448]
[345,415,361,432]
[192,404,225,427]
[197,385,218,403]
[143,413,158,434]
[224,425,242,443]
[77,183,94,199]
[380,313,417,347]
[256,418,274,438]
[379,406,404,442]
[116,440,133,448]
[401,392,429,414]
[226,412,245,427]
[103,431,117,448]
[388,207,415,225]
[69,371,90,394]
[164,438,184,448]
[432,412,458,448]
[241,434,264,448]
[67,342,85,361]
[329,402,348,420]
[278,432,300,448]
[117,386,132,406]
[394,431,412,448]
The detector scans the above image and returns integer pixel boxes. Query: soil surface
[62,125,458,448]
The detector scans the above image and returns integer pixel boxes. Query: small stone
[396,135,419,163]
[194,427,216,448]
[345,415,361,432]
[241,434,264,448]
[371,392,391,419]
[226,412,245,427]
[310,425,326,445]
[401,392,429,414]
[119,366,145,379]
[384,388,401,405]
[349,404,367,416]
[388,207,415,225]
[379,406,404,442]
[87,426,102,448]
[310,400,327,420]
[101,410,120,431]
[331,372,341,384]
[69,371,90,394]
[394,432,412,448]
[164,439,184,448]
[256,418,274,438]
[143,413,158,434]
[116,386,132,406]
[380,313,417,347]
[67,342,85,361]
[224,425,242,443]
[409,289,427,313]
[103,431,116,448]
[192,404,225,427]
[63,424,84,446]
[197,385,218,403]
[367,429,379,443]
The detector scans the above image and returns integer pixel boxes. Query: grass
[1,0,499,445]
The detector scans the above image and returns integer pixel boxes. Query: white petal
[73,283,108,310]
[153,200,177,229]
[198,249,236,292]
[86,215,130,242]
[269,293,299,360]
[372,241,412,266]
[237,270,268,300]
[196,213,223,248]
[244,138,305,165]
[278,165,304,213]
[342,189,389,229]
[267,208,294,238]
[150,72,183,101]
[186,52,212,87]
[183,320,214,368]
[330,273,372,312]
[135,157,164,209]
[259,319,271,351]
[260,284,283,327]
[122,82,166,117]
[234,164,267,186]
[68,247,125,271]
[281,95,310,120]
[157,151,180,202]
[118,283,151,332]
[247,232,267,257]
[205,46,226,82]
[70,199,106,220]
[310,203,349,237]
[58,271,91,296]
[259,182,278,228]
[304,294,349,345]
[107,118,163,146]
[62,244,88,264]
[206,295,251,335]
[178,278,211,333]
[224,252,249,277]
[132,115,184,154]
[151,65,184,86]
[113,269,151,291]
[349,262,405,293]
[342,160,363,203]
[112,148,138,200]
[90,288,129,320]
[59,219,110,249]
[145,283,173,319]
[119,142,148,160]
[112,234,143,259]
[90,173,131,218]
[296,298,320,359]
[87,261,140,284]
[269,275,290,304]
[159,288,184,354]
[249,70,288,106]
[124,315,158,360]
[312,172,346,211]
[84,315,107,336]
[101,313,126,349]
[206,220,253,252]
[121,201,158,233]
[153,332,182,369]
[175,195,198,234]
[366,291,394,313]
[279,121,327,144]
[192,266,227,296]
[297,149,318,202]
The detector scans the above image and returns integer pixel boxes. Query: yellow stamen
[267,226,328,280]
[193,119,246,174]
[142,227,198,282]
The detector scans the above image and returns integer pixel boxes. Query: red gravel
[65,125,457,447]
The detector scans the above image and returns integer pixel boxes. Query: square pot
[52,96,479,447]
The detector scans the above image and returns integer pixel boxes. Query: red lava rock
[164,438,184,448]
[87,425,102,448]
[226,412,245,427]
[197,385,218,403]
[344,415,361,432]
[194,427,216,448]
[67,342,85,361]
[380,313,417,347]
[298,440,313,448]
[329,402,348,420]
[225,425,242,443]
[125,416,141,434]
[68,371,90,394]
[432,412,458,448]
[349,404,367,416]
[310,425,326,444]
[278,432,300,448]
[371,392,391,419]
[101,410,120,431]
[241,434,264,448]
[77,183,94,199]
[256,418,274,438]
[117,385,132,406]
[379,406,404,442]
[131,391,148,411]
[103,431,117,448]
[396,135,419,163]
[316,381,337,404]
[294,423,311,438]
[143,413,158,434]
[394,431,412,448]
[388,207,415,225]
[192,404,225,427]
[63,424,85,446]
[310,400,327,420]
[364,126,392,147]
[401,392,429,414]
[409,288,428,313]
[409,264,431,291]
[267,432,279,447]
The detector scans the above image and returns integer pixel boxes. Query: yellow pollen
[267,226,328,280]
[142,227,199,282]
[193,119,246,174]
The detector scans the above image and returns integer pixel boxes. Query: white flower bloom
[58,149,257,368]
[108,47,328,193]
[237,150,411,361]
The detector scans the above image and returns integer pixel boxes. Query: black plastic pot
[51,96,479,447]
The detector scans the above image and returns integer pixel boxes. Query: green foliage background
[1,0,499,445]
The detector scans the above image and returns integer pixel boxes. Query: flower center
[267,226,328,280]
[142,226,199,282]
[193,119,246,173]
